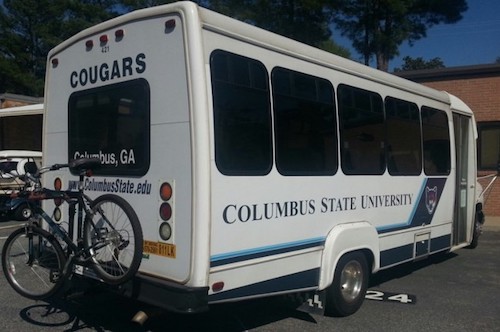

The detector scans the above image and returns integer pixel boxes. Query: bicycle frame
[21,168,115,269]
[2,157,143,300]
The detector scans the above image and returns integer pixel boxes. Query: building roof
[0,93,43,107]
[395,63,500,82]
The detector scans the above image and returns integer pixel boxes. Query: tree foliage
[0,0,347,96]
[210,0,332,48]
[329,0,467,71]
[393,56,445,72]
[0,0,119,96]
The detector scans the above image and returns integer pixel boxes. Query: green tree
[120,0,176,10]
[0,0,119,96]
[0,0,67,95]
[211,0,332,48]
[329,0,467,72]
[120,0,209,11]
[393,56,445,72]
[121,0,349,56]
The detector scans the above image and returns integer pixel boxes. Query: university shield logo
[425,186,438,214]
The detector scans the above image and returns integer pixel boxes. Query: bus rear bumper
[117,272,210,314]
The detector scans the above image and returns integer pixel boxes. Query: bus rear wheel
[325,251,369,317]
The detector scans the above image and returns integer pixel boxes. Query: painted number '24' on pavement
[365,290,416,304]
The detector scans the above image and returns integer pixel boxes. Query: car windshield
[0,161,18,174]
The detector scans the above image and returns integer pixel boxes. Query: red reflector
[54,178,62,191]
[53,176,63,207]
[160,182,173,201]
[165,19,176,29]
[212,282,224,293]
[115,29,124,38]
[51,58,59,66]
[85,40,94,48]
[159,203,172,221]
[99,34,108,43]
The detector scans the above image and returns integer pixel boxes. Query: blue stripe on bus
[210,237,325,268]
[380,234,451,267]
[376,180,426,233]
[377,177,447,234]
[208,268,319,302]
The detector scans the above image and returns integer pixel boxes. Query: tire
[468,210,484,249]
[1,226,66,300]
[324,251,369,317]
[84,194,143,285]
[14,204,32,221]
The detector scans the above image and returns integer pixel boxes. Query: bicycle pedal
[50,270,61,283]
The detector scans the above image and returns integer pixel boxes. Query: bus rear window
[68,78,150,176]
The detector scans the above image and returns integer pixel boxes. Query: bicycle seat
[69,158,102,172]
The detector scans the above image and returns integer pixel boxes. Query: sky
[333,0,500,71]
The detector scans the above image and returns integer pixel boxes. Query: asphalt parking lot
[0,218,499,331]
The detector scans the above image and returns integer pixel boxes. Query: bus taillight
[54,177,62,191]
[160,202,172,221]
[99,34,109,44]
[159,222,172,241]
[160,182,172,201]
[159,182,174,241]
[115,29,125,39]
[54,177,63,207]
[165,19,176,29]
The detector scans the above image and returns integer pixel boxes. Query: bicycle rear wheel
[84,194,143,285]
[1,226,66,300]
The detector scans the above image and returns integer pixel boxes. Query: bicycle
[1,158,143,300]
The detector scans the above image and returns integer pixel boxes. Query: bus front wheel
[325,251,369,317]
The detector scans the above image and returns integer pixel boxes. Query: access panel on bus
[44,11,194,282]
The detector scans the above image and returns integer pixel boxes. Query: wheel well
[358,249,374,273]
[318,222,379,290]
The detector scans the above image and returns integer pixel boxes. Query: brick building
[398,64,500,216]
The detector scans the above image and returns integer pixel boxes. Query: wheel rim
[340,260,363,302]
[22,208,32,219]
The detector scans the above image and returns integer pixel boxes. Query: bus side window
[385,97,422,175]
[338,84,385,175]
[421,107,451,175]
[272,67,337,176]
[210,50,273,176]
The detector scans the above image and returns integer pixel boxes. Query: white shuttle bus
[0,103,43,151]
[43,1,480,316]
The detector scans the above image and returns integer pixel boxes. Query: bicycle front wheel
[1,226,66,300]
[84,194,143,285]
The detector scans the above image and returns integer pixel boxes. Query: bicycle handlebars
[2,158,102,196]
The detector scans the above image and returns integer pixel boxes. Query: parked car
[0,150,42,220]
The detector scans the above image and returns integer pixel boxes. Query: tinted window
[0,115,42,151]
[477,122,500,170]
[272,68,337,175]
[338,84,384,175]
[385,97,422,175]
[421,106,450,175]
[210,50,272,175]
[68,78,150,176]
